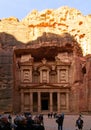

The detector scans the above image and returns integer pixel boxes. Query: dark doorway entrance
[41,99,48,110]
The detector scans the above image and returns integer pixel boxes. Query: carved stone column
[30,92,33,112]
[47,71,49,83]
[29,68,32,82]
[38,92,41,113]
[40,71,42,83]
[21,69,23,82]
[50,92,53,112]
[66,92,69,111]
[66,69,68,82]
[21,89,24,112]
[57,92,61,113]
[57,69,60,83]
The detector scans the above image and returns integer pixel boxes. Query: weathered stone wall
[0,6,91,113]
[85,57,91,112]
[0,47,13,112]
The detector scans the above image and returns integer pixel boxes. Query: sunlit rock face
[0,6,91,113]
[21,6,91,56]
[0,6,91,55]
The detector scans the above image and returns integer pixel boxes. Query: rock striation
[0,6,91,113]
[0,6,91,55]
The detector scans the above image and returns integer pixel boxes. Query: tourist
[26,114,34,129]
[76,115,84,130]
[54,112,57,118]
[56,113,64,130]
[8,114,12,124]
[0,115,12,130]
[39,114,44,126]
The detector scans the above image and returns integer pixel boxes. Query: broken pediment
[21,54,33,63]
[55,52,71,64]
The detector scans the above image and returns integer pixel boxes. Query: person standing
[8,115,12,124]
[56,113,64,130]
[76,115,84,130]
[0,116,12,130]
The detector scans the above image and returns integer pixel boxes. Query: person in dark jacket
[56,113,64,130]
[0,116,12,130]
[76,116,84,130]
[15,117,28,130]
[26,115,34,129]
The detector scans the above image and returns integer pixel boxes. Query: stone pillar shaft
[50,92,53,112]
[66,92,69,110]
[21,90,24,112]
[38,92,41,113]
[57,69,60,83]
[57,92,61,113]
[30,92,33,112]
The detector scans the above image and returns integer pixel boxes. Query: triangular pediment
[20,83,70,89]
[36,84,56,89]
[30,83,70,89]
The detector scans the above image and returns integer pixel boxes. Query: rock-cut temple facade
[0,6,91,114]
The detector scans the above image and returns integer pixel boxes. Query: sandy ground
[43,115,91,130]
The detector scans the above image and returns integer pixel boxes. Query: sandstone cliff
[0,6,91,56]
[0,6,91,113]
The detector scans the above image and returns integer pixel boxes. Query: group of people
[56,113,84,130]
[0,113,44,130]
[48,112,57,118]
[0,112,84,130]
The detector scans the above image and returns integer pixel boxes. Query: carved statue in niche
[60,70,66,82]
[42,70,47,82]
[33,66,39,83]
[23,70,30,82]
[33,66,40,76]
[42,58,47,64]
[52,65,55,71]
[50,65,57,79]
[62,71,66,77]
